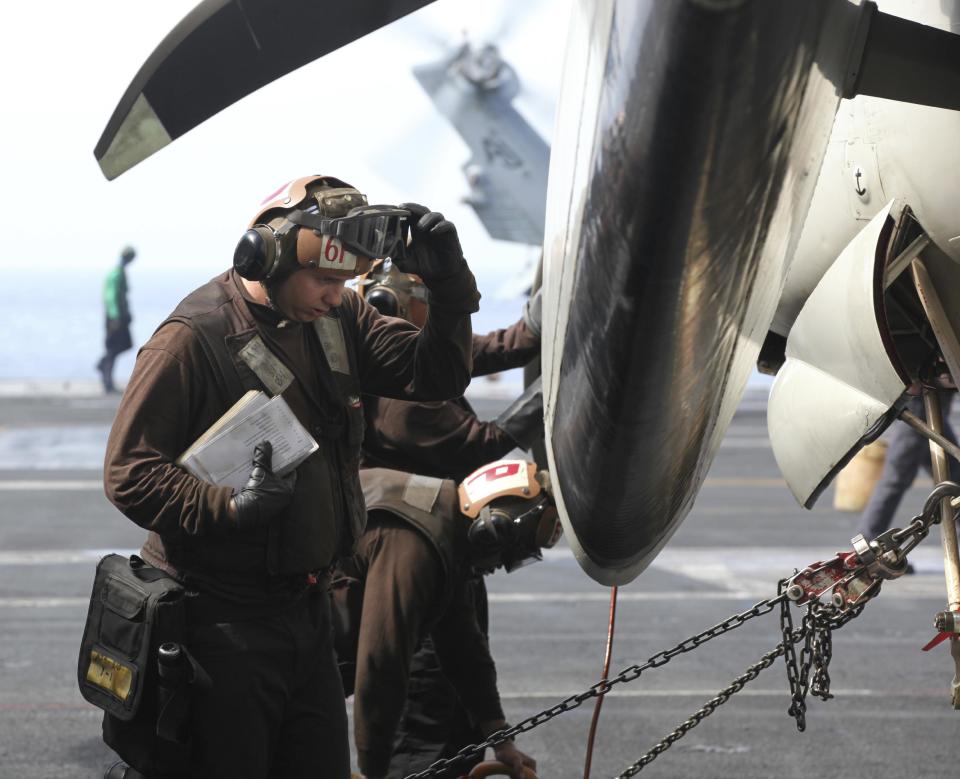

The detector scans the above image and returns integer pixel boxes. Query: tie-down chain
[403,481,960,779]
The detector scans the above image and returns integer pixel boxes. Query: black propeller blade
[846,5,960,111]
[94,0,437,180]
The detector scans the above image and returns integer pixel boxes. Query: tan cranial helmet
[357,258,428,321]
[233,175,373,282]
[250,175,367,226]
[458,460,562,573]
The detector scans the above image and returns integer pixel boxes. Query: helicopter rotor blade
[94,0,437,180]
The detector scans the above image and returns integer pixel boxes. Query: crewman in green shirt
[96,246,136,392]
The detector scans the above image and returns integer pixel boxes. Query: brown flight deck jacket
[360,317,538,482]
[103,268,479,602]
[347,468,504,777]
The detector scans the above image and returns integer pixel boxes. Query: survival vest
[159,272,366,576]
[359,467,465,578]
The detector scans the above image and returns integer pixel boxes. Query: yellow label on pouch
[86,649,133,701]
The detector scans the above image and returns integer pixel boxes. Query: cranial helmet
[357,258,428,321]
[234,175,409,283]
[458,460,562,573]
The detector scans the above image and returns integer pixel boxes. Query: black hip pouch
[78,554,206,777]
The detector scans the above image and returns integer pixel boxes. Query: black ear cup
[365,286,401,317]
[467,512,500,554]
[467,508,514,554]
[233,226,278,280]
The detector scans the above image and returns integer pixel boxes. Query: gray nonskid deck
[1,388,956,778]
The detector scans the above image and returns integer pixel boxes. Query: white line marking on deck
[497,688,882,698]
[0,480,102,490]
[0,549,137,565]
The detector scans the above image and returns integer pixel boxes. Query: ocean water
[3,264,531,385]
[4,265,773,391]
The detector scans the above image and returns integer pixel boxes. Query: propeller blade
[846,6,960,111]
[94,0,437,180]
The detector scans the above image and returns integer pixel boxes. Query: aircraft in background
[94,0,960,700]
[412,40,549,249]
[402,23,551,300]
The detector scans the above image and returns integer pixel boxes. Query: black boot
[97,355,116,393]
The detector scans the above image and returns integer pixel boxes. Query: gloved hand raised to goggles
[230,441,297,531]
[393,203,467,285]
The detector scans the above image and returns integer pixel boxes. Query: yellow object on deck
[833,439,888,512]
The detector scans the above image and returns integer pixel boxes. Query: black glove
[495,377,544,450]
[522,288,542,339]
[231,441,296,531]
[394,202,466,284]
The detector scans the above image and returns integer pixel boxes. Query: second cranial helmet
[358,258,428,320]
[458,459,562,573]
[233,175,410,283]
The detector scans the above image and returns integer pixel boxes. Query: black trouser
[859,393,959,541]
[97,319,132,391]
[186,586,349,779]
[387,578,488,779]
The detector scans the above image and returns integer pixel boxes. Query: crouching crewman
[333,460,561,779]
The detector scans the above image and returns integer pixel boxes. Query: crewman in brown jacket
[360,259,542,482]
[102,176,480,779]
[353,261,543,777]
[335,463,560,779]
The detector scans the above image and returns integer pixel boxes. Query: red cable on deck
[583,585,618,779]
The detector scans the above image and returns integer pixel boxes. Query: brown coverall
[357,318,538,777]
[103,268,479,779]
[361,318,538,482]
[346,470,505,778]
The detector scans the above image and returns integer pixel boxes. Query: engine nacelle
[770,200,960,507]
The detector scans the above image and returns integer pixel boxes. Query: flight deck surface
[0,388,954,778]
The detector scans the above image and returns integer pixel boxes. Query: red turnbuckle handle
[923,632,955,652]
[924,610,960,650]
[785,552,861,605]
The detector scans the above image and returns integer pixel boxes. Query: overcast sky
[0,0,568,284]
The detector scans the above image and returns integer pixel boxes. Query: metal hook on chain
[406,482,959,779]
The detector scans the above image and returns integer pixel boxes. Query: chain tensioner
[403,482,960,779]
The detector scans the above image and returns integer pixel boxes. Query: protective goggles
[468,494,562,573]
[288,205,410,262]
[502,494,562,572]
